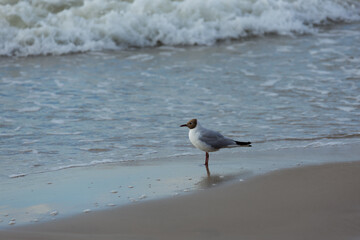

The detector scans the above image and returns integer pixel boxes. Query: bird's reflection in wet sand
[198,163,252,189]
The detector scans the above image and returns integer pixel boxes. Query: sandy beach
[1,159,359,240]
[1,1,360,239]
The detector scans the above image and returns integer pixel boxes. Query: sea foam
[1,0,359,56]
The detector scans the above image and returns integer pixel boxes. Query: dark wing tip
[235,141,252,147]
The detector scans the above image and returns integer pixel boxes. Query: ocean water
[1,0,360,56]
[1,0,360,180]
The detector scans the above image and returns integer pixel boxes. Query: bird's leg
[205,164,211,177]
[205,152,209,166]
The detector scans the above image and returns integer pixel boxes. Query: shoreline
[1,143,360,229]
[1,160,360,240]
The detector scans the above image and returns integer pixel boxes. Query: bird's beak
[180,124,187,127]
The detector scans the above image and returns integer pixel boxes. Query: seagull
[180,119,251,166]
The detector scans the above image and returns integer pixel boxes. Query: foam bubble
[260,79,280,87]
[50,210,58,216]
[17,107,41,112]
[50,119,65,124]
[127,54,154,61]
[9,173,27,178]
[138,194,147,200]
[8,220,16,225]
[337,106,356,112]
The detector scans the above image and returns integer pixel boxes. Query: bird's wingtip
[235,141,252,147]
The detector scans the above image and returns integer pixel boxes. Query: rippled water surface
[1,22,360,179]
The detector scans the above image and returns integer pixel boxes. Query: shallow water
[1,22,360,179]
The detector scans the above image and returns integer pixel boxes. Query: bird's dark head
[180,119,197,129]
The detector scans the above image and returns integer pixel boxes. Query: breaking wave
[1,0,360,56]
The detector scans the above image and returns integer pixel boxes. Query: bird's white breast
[189,127,217,152]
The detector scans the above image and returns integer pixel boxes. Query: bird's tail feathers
[235,141,252,147]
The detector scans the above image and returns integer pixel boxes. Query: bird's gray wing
[199,128,234,149]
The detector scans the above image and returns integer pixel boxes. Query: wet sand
[1,160,360,240]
